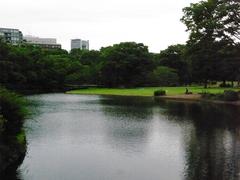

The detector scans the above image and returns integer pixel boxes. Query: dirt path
[157,94,240,106]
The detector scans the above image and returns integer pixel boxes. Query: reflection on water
[100,97,154,153]
[8,94,240,180]
[156,100,240,180]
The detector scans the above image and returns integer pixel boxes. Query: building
[71,39,89,50]
[24,35,61,49]
[0,28,23,45]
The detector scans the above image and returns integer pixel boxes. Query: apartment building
[24,35,61,49]
[0,28,23,45]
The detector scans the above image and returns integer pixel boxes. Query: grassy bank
[66,86,240,97]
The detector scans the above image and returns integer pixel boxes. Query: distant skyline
[1,0,200,52]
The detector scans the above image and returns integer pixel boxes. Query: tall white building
[71,39,89,50]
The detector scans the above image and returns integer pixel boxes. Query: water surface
[15,94,240,180]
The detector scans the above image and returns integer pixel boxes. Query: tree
[150,66,179,86]
[182,0,240,45]
[100,42,153,87]
[156,44,190,85]
[70,49,100,65]
[181,0,240,87]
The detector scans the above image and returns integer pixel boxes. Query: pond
[7,94,240,179]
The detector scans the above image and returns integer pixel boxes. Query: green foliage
[16,130,26,145]
[154,89,166,96]
[200,90,239,101]
[70,49,101,65]
[151,66,179,86]
[100,42,153,87]
[68,86,240,97]
[181,0,240,45]
[156,44,190,84]
[182,0,240,86]
[0,115,5,133]
[0,40,106,91]
[0,87,27,126]
[219,83,232,88]
[0,13,239,91]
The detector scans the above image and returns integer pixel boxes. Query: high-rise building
[24,35,61,49]
[71,39,89,50]
[0,28,23,45]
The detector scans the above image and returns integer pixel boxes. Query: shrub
[0,87,27,130]
[154,89,166,96]
[210,81,217,85]
[0,115,5,133]
[219,83,232,88]
[223,90,239,101]
[151,66,179,86]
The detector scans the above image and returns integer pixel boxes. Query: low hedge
[219,83,232,88]
[154,89,166,96]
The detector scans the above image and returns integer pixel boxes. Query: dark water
[12,94,240,179]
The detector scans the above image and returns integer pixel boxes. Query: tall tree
[182,0,240,45]
[181,0,240,87]
[100,42,153,87]
[157,44,190,85]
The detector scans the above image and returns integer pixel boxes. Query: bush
[200,91,224,100]
[200,91,239,101]
[151,66,179,86]
[154,89,166,96]
[0,87,27,130]
[219,83,232,88]
[223,90,239,101]
[210,81,217,85]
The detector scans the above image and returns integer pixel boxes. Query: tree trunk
[204,80,208,89]
[222,80,226,86]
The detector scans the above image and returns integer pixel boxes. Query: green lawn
[66,86,240,97]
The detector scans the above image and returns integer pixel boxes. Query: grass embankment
[67,86,240,97]
[16,130,26,145]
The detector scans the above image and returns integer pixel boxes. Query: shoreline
[66,92,240,106]
[157,94,240,106]
[0,129,26,177]
[0,88,27,177]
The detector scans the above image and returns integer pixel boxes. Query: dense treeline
[0,40,192,90]
[0,0,240,91]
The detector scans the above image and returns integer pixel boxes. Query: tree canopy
[100,42,153,87]
[0,0,240,91]
[181,0,240,87]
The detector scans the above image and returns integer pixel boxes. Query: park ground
[66,86,240,97]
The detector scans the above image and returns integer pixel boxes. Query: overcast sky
[1,0,200,52]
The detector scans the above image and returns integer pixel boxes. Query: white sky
[0,0,200,52]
